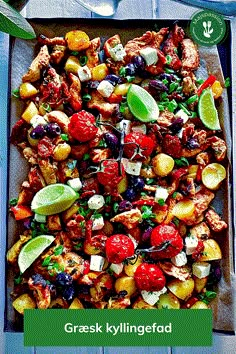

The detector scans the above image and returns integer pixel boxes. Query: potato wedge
[198,239,222,261]
[13,294,36,314]
[167,278,194,301]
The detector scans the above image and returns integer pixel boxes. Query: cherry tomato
[68,110,98,142]
[97,160,124,187]
[105,234,135,264]
[150,224,183,259]
[134,263,166,292]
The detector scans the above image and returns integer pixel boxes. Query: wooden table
[0,0,235,352]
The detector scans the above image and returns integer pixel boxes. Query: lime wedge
[127,84,159,122]
[198,88,221,130]
[31,183,78,215]
[202,163,226,190]
[18,235,55,273]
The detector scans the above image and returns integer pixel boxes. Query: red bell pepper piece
[197,75,217,96]
[10,205,33,220]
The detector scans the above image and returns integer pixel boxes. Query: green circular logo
[190,10,226,46]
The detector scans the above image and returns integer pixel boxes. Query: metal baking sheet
[5,18,235,333]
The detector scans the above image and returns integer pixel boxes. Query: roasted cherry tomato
[97,159,124,186]
[105,234,135,264]
[68,110,98,142]
[124,132,155,160]
[150,224,183,259]
[134,263,166,292]
[10,205,33,220]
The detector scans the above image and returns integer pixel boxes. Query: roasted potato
[167,278,194,301]
[13,294,36,314]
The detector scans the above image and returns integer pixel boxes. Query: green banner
[24,309,212,347]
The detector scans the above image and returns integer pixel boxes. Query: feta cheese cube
[34,213,47,223]
[122,158,142,176]
[110,263,124,275]
[154,187,169,203]
[171,251,187,267]
[192,262,211,278]
[90,255,105,272]
[67,177,82,191]
[97,80,115,98]
[30,114,48,128]
[141,287,167,306]
[185,235,199,255]
[109,44,126,61]
[77,65,91,82]
[88,195,105,210]
[140,47,158,66]
[131,124,147,135]
[117,119,131,134]
[175,109,189,124]
[91,215,104,231]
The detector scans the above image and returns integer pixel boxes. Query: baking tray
[4,18,235,333]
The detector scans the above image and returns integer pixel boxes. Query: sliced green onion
[83,153,90,161]
[158,104,165,111]
[9,198,18,206]
[61,134,69,141]
[82,94,92,102]
[165,68,175,74]
[196,78,204,85]
[160,92,168,101]
[158,199,165,206]
[224,77,231,88]
[186,94,198,105]
[166,55,172,65]
[71,51,79,56]
[169,82,179,93]
[79,56,88,66]
[12,88,20,98]
[167,99,178,112]
[162,79,169,85]
[119,67,126,77]
[178,103,191,115]
[176,86,183,93]
[113,202,119,213]
[126,76,135,83]
[190,111,198,118]
[41,102,52,112]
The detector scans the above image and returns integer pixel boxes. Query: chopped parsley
[141,205,156,219]
[54,245,64,256]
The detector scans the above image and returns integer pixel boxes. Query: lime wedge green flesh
[127,84,159,122]
[31,183,78,215]
[198,88,221,130]
[18,235,55,273]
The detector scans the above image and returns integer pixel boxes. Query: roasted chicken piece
[87,91,119,117]
[125,28,168,60]
[86,37,101,68]
[190,222,211,240]
[50,45,67,64]
[68,73,82,112]
[205,209,228,232]
[110,208,142,229]
[159,262,190,281]
[47,110,70,133]
[38,158,58,184]
[107,297,131,309]
[38,34,66,46]
[28,274,51,309]
[181,38,200,76]
[207,136,227,161]
[22,45,50,83]
[162,24,185,71]
[193,188,214,215]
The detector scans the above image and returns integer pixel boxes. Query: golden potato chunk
[13,294,36,314]
[65,30,90,51]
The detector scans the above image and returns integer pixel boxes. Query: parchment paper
[6,19,235,333]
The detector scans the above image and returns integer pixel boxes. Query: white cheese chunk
[117,119,131,134]
[91,215,104,231]
[122,158,142,176]
[30,114,48,128]
[34,213,47,223]
[177,128,184,139]
[171,251,187,267]
[141,287,167,306]
[88,195,105,210]
[97,80,115,98]
[67,177,82,191]
[154,187,169,203]
[175,109,189,124]
[131,124,147,135]
[110,262,124,275]
[109,44,126,61]
[140,47,158,66]
[90,255,105,272]
[192,262,211,278]
[77,65,91,82]
[185,235,199,255]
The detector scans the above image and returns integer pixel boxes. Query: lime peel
[31,183,79,215]
[127,84,159,122]
[198,88,221,130]
[18,235,55,273]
